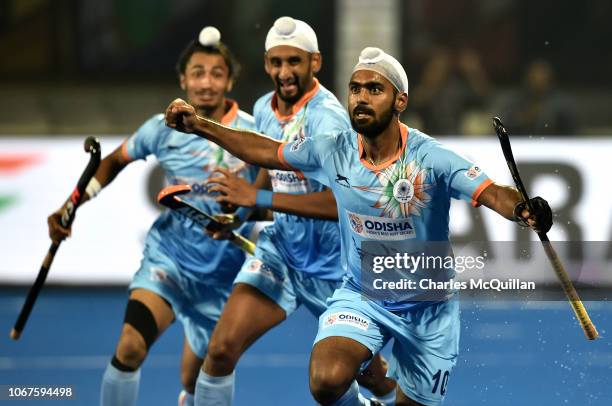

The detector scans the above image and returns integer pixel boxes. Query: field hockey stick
[492,117,598,340]
[10,137,101,340]
[157,184,256,255]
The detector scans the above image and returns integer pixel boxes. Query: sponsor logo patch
[244,259,283,283]
[465,165,482,180]
[335,174,351,188]
[269,170,309,194]
[346,210,416,241]
[150,267,168,282]
[323,312,370,331]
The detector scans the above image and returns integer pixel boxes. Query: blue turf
[1,288,610,405]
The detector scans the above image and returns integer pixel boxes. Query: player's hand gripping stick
[10,137,101,340]
[157,184,256,255]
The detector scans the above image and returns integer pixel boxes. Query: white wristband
[85,177,102,199]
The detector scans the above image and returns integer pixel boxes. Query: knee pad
[123,299,158,351]
[111,354,137,372]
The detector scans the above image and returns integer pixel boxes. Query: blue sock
[331,381,369,406]
[100,362,141,406]
[194,369,235,406]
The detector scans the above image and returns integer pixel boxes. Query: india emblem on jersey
[356,158,434,218]
[393,178,414,203]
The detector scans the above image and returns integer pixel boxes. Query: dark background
[0,0,610,135]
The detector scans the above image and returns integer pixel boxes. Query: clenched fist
[165,98,199,133]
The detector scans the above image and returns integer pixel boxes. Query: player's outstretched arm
[47,146,130,242]
[207,168,338,220]
[271,189,338,220]
[165,98,286,170]
[477,182,552,233]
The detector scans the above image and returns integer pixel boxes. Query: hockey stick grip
[157,185,257,256]
[538,234,598,340]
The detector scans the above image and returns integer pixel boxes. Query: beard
[350,101,395,139]
[190,90,224,117]
[195,103,218,117]
[275,74,304,104]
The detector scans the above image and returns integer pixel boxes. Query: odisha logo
[393,178,414,203]
[349,213,363,233]
[246,260,262,273]
[324,314,338,326]
[150,267,167,282]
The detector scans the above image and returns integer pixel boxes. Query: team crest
[393,179,414,203]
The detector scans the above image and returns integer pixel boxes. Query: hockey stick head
[492,117,507,138]
[157,184,192,209]
[63,136,103,227]
[83,136,101,173]
[492,117,513,162]
[155,184,256,255]
[492,116,530,202]
[84,136,101,155]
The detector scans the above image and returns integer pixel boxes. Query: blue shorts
[233,231,341,317]
[130,245,235,359]
[315,286,460,406]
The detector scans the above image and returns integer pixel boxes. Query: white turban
[352,47,408,94]
[265,16,319,53]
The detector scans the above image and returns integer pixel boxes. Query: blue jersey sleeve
[253,93,272,133]
[425,141,493,206]
[123,114,165,161]
[308,99,351,135]
[278,133,336,187]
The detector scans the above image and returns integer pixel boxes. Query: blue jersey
[123,101,258,284]
[254,79,350,280]
[279,122,493,308]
